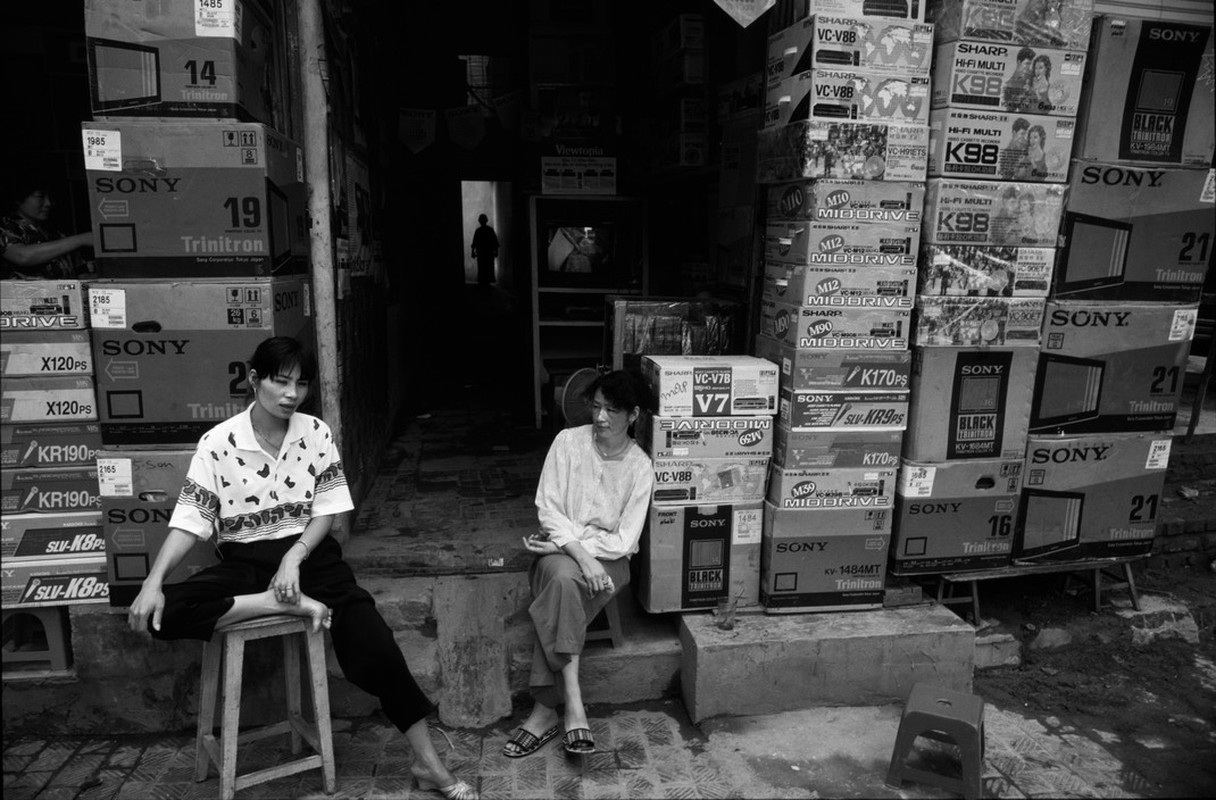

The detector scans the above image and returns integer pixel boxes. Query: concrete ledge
[680,604,975,724]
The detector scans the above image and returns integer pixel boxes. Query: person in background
[503,370,654,758]
[471,213,499,286]
[127,336,477,800]
[1,178,94,279]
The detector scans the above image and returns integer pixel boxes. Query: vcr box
[764,68,930,128]
[779,388,909,431]
[765,178,924,223]
[928,107,1073,182]
[757,120,930,184]
[766,15,934,82]
[762,262,918,307]
[932,39,1085,117]
[767,464,896,510]
[761,300,910,350]
[755,336,912,391]
[640,415,775,460]
[913,296,1045,347]
[772,425,903,469]
[924,178,1064,246]
[919,244,1053,297]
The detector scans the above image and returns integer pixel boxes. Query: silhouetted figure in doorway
[471,214,499,285]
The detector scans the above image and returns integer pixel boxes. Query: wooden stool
[886,683,985,800]
[195,615,336,799]
[584,595,624,648]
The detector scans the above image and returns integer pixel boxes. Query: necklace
[596,436,630,459]
[252,423,285,450]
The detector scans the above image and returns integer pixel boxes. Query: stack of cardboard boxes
[652,12,709,171]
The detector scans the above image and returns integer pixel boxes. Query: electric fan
[559,367,601,427]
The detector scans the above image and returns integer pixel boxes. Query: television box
[757,120,930,184]
[762,262,918,307]
[0,377,97,425]
[919,245,1053,297]
[1,556,109,609]
[891,457,1021,574]
[761,300,911,350]
[82,120,307,277]
[2,466,100,515]
[764,220,921,264]
[765,178,925,224]
[1073,17,1213,166]
[1052,162,1215,303]
[84,0,278,125]
[1,423,102,469]
[2,511,105,561]
[924,178,1064,246]
[928,0,1093,49]
[766,16,934,82]
[88,277,312,445]
[773,424,903,469]
[1016,432,1171,561]
[654,48,706,93]
[640,415,774,460]
[650,457,770,505]
[0,281,88,331]
[652,13,706,62]
[755,336,912,391]
[1032,302,1197,434]
[1,331,93,378]
[768,0,927,28]
[913,296,1045,347]
[905,346,1037,461]
[603,296,743,371]
[928,107,1073,182]
[932,40,1085,117]
[642,355,779,417]
[638,501,762,613]
[764,69,931,128]
[97,448,219,607]
[779,388,908,431]
[767,464,897,511]
[761,510,890,611]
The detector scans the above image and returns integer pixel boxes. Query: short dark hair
[478,214,488,224]
[1017,47,1035,62]
[583,369,651,413]
[248,336,317,386]
[1012,117,1030,132]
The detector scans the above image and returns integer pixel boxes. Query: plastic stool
[195,615,336,800]
[584,595,624,648]
[2,607,71,671]
[886,683,985,800]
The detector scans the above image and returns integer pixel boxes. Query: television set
[532,197,645,290]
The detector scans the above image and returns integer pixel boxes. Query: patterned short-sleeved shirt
[169,404,354,543]
[0,214,84,280]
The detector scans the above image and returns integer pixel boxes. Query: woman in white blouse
[503,371,654,758]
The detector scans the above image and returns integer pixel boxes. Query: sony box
[650,457,770,505]
[761,513,890,611]
[1,423,102,469]
[767,464,896,510]
[642,355,779,417]
[773,424,903,469]
[905,346,1037,461]
[913,296,1045,347]
[932,40,1085,117]
[891,457,1021,574]
[919,244,1053,297]
[1053,162,1215,302]
[764,220,921,264]
[766,178,925,223]
[640,415,774,460]
[761,300,911,350]
[764,69,931,128]
[82,120,307,276]
[1,377,97,425]
[924,178,1065,246]
[1,331,93,378]
[762,262,918,306]
[929,107,1073,182]
[2,512,105,561]
[0,281,88,331]
[1032,302,1197,434]
[2,556,109,609]
[1016,432,1171,561]
[2,467,100,515]
[755,336,912,391]
[1073,17,1213,166]
[928,0,1094,50]
[779,388,909,431]
[757,119,930,184]
[639,501,763,613]
[88,277,312,445]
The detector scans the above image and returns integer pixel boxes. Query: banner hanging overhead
[398,108,436,154]
[714,0,775,28]
[446,105,487,150]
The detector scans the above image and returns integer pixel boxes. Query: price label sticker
[1146,440,1171,470]
[89,289,127,329]
[82,129,122,171]
[899,465,935,497]
[196,0,240,38]
[733,508,762,545]
[96,458,134,497]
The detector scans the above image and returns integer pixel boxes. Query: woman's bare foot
[521,702,559,737]
[294,594,332,633]
[563,701,589,736]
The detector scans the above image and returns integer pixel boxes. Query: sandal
[502,723,560,758]
[563,727,595,755]
[412,768,478,800]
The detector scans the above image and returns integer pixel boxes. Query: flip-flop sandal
[502,724,560,758]
[563,727,595,755]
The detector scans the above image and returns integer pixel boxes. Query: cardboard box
[779,388,909,431]
[655,49,706,92]
[929,107,1074,182]
[919,244,1053,297]
[653,13,706,61]
[757,120,930,184]
[764,219,921,263]
[913,296,1045,347]
[765,178,925,223]
[2,512,105,560]
[924,178,1065,246]
[755,336,912,390]
[1073,18,1213,166]
[773,425,903,469]
[88,278,312,445]
[638,501,762,613]
[1,331,93,378]
[0,281,88,331]
[1053,163,1215,302]
[1016,432,1171,561]
[2,556,109,609]
[642,355,779,417]
[0,377,98,425]
[1,423,102,469]
[766,16,934,82]
[932,40,1086,117]
[97,448,219,607]
[767,464,896,510]
[904,346,1038,460]
[762,262,918,306]
[604,296,743,372]
[640,415,775,460]
[927,0,1094,50]
[761,300,911,350]
[657,133,708,169]
[761,507,891,611]
[1,467,100,515]
[650,457,771,505]
[891,457,1021,574]
[82,120,307,277]
[764,69,931,128]
[1032,302,1197,434]
[769,0,927,28]
[84,0,278,124]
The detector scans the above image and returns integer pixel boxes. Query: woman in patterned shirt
[1,178,93,279]
[127,336,477,800]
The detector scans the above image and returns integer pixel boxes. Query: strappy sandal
[502,724,560,758]
[412,769,478,800]
[563,727,595,755]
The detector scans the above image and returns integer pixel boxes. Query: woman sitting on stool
[504,370,654,758]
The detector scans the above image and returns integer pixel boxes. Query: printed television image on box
[765,69,930,128]
[932,40,1085,117]
[928,0,1094,50]
[919,244,1053,297]
[924,178,1064,246]
[757,119,930,184]
[929,107,1072,182]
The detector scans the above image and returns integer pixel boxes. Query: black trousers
[153,534,436,732]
